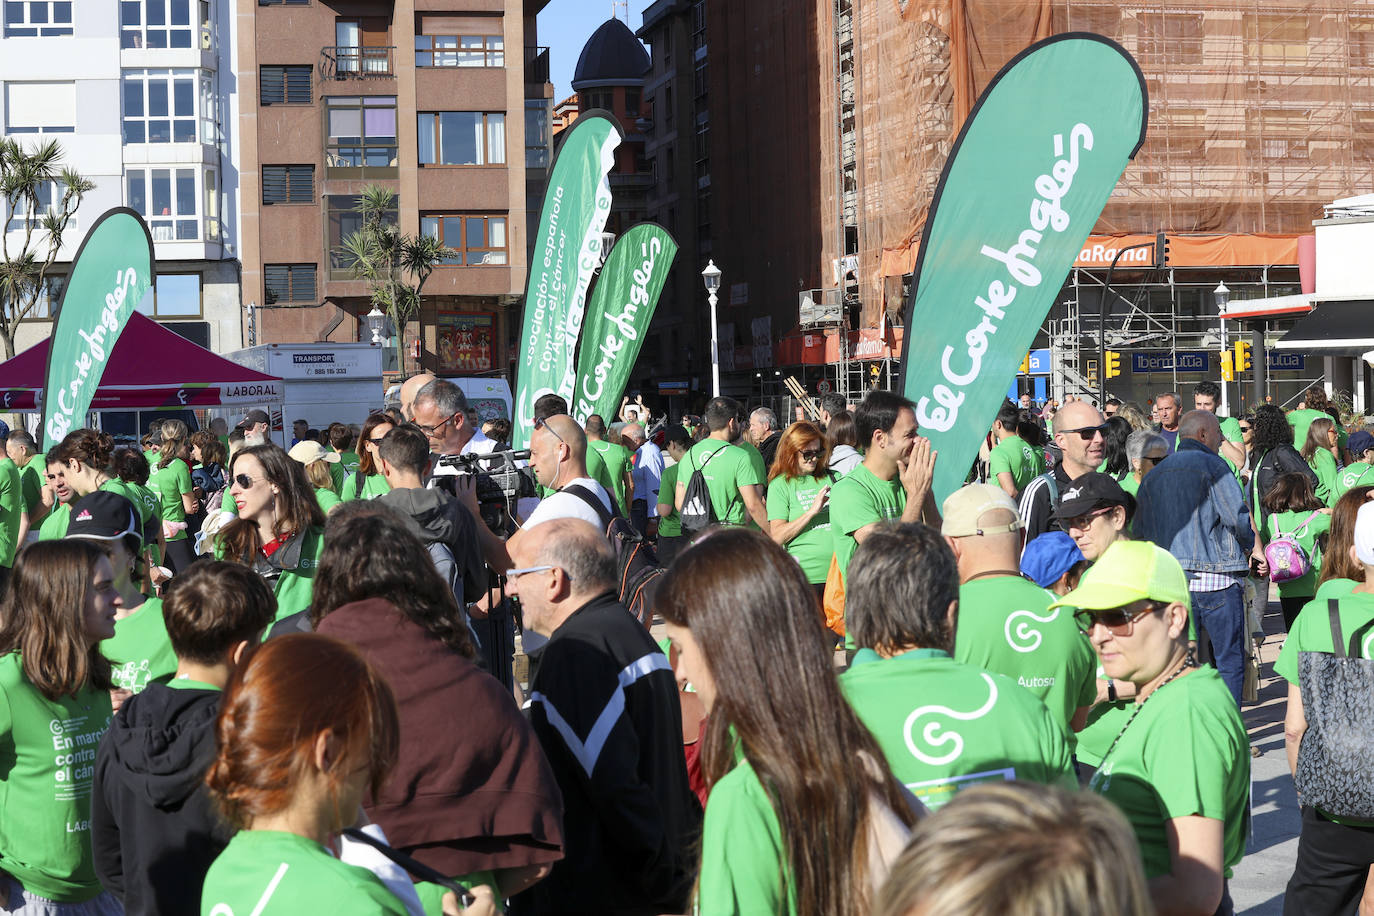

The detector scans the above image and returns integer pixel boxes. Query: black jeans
[1284,805,1374,916]
[1280,594,1310,632]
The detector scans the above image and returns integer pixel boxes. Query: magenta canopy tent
[0,312,283,411]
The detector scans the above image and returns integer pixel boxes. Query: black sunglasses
[800,449,822,460]
[1074,601,1167,635]
[1058,424,1105,441]
[534,416,567,446]
[233,473,260,489]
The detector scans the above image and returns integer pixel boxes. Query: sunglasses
[1064,507,1113,531]
[1058,424,1105,441]
[233,473,261,489]
[1238,425,1252,433]
[1074,600,1167,636]
[534,416,567,446]
[505,564,572,582]
[1140,454,1167,465]
[800,449,823,460]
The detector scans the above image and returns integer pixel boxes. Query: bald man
[507,415,615,559]
[1018,399,1106,548]
[623,421,664,537]
[509,517,698,913]
[1134,409,1256,705]
[398,371,436,421]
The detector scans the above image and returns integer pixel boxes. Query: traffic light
[1086,359,1099,385]
[1105,350,1122,379]
[1234,340,1252,373]
[1220,349,1235,382]
[1155,230,1169,267]
[1020,352,1031,374]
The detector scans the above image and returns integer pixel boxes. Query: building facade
[1,0,243,356]
[238,0,552,381]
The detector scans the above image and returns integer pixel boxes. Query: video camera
[433,448,538,537]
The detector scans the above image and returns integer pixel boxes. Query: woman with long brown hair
[0,539,122,911]
[150,419,199,572]
[215,444,324,622]
[1313,484,1374,600]
[1299,416,1340,507]
[340,413,395,501]
[201,634,495,915]
[660,529,920,916]
[766,421,834,594]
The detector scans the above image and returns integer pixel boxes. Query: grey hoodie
[377,486,487,605]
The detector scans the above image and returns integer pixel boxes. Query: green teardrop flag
[513,111,622,447]
[899,34,1147,503]
[572,222,678,424]
[41,207,155,447]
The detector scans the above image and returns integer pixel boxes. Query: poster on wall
[437,312,495,373]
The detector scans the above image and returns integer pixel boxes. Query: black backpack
[679,445,736,534]
[562,484,665,629]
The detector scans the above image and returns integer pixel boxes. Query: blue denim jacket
[1133,437,1255,574]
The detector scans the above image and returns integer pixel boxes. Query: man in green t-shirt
[841,522,1074,811]
[7,429,47,538]
[674,397,768,529]
[0,452,24,589]
[943,483,1097,738]
[1192,381,1247,472]
[654,426,691,564]
[988,401,1044,499]
[584,414,634,515]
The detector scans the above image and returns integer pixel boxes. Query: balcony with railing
[525,46,550,83]
[319,46,395,81]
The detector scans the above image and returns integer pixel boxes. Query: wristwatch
[1107,679,1118,702]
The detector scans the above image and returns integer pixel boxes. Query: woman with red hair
[766,421,835,597]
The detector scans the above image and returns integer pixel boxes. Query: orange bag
[822,554,845,636]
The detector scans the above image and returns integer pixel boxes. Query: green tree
[0,138,94,359]
[335,186,455,374]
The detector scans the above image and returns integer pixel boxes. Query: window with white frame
[417,112,505,165]
[122,69,202,143]
[127,167,199,240]
[120,0,196,49]
[4,82,76,134]
[420,214,507,265]
[4,0,73,36]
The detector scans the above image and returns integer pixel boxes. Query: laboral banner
[572,222,677,424]
[513,111,622,447]
[899,34,1147,502]
[41,207,155,447]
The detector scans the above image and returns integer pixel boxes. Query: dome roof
[572,18,650,89]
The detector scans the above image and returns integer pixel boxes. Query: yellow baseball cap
[1048,539,1190,611]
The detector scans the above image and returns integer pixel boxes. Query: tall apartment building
[239,0,552,380]
[1,0,243,355]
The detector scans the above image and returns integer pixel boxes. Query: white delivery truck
[383,376,514,424]
[221,342,384,446]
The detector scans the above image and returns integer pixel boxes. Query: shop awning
[0,312,283,410]
[1273,300,1374,353]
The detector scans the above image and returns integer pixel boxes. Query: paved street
[1233,596,1301,915]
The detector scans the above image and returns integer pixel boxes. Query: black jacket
[1252,443,1319,516]
[90,683,229,916]
[514,593,701,916]
[1019,462,1078,549]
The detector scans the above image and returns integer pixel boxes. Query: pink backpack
[1265,511,1322,584]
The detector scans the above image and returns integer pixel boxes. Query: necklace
[1093,656,1193,777]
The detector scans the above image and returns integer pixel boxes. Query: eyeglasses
[534,416,567,446]
[1064,507,1113,532]
[1140,453,1168,465]
[1058,424,1105,441]
[505,564,571,582]
[416,414,458,437]
[233,473,261,489]
[1074,601,1166,636]
[800,449,822,460]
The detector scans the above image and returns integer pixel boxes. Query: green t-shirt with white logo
[201,829,410,916]
[588,439,633,515]
[101,478,163,565]
[765,473,834,584]
[329,450,361,493]
[656,463,681,538]
[677,440,760,528]
[954,576,1097,739]
[1263,509,1331,599]
[1220,416,1243,443]
[988,435,1045,495]
[103,597,177,693]
[841,648,1073,811]
[1088,667,1250,880]
[0,653,112,902]
[1308,448,1340,507]
[151,457,194,542]
[1335,463,1374,502]
[340,472,391,502]
[1276,590,1374,683]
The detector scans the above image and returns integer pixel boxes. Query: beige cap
[941,483,1022,538]
[287,440,340,465]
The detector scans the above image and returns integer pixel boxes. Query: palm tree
[335,186,456,374]
[0,138,94,359]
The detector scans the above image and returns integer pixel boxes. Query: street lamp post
[1213,282,1230,414]
[702,260,722,397]
[365,306,386,345]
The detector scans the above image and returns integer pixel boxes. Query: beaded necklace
[1093,656,1194,777]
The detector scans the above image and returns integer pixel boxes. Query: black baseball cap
[1053,472,1133,521]
[243,409,270,426]
[66,491,141,545]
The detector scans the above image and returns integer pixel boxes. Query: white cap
[1356,501,1374,566]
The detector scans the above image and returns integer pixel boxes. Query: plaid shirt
[1188,570,1244,592]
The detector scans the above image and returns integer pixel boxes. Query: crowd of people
[0,374,1371,915]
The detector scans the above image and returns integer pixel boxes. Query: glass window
[326,96,397,167]
[152,274,200,316]
[120,0,192,48]
[122,69,197,143]
[420,213,508,266]
[4,179,68,232]
[525,99,550,169]
[127,167,199,240]
[327,194,397,277]
[4,81,76,133]
[415,33,503,67]
[417,112,504,165]
[264,264,317,304]
[4,0,73,36]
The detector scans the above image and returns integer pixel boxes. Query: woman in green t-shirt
[1312,485,1374,603]
[202,634,495,915]
[1259,472,1333,630]
[340,413,395,502]
[0,540,121,909]
[151,419,200,573]
[766,421,834,592]
[288,440,343,516]
[659,530,919,916]
[1300,417,1341,507]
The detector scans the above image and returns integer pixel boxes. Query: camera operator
[413,378,499,467]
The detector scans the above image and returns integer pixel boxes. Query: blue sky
[537,0,645,102]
